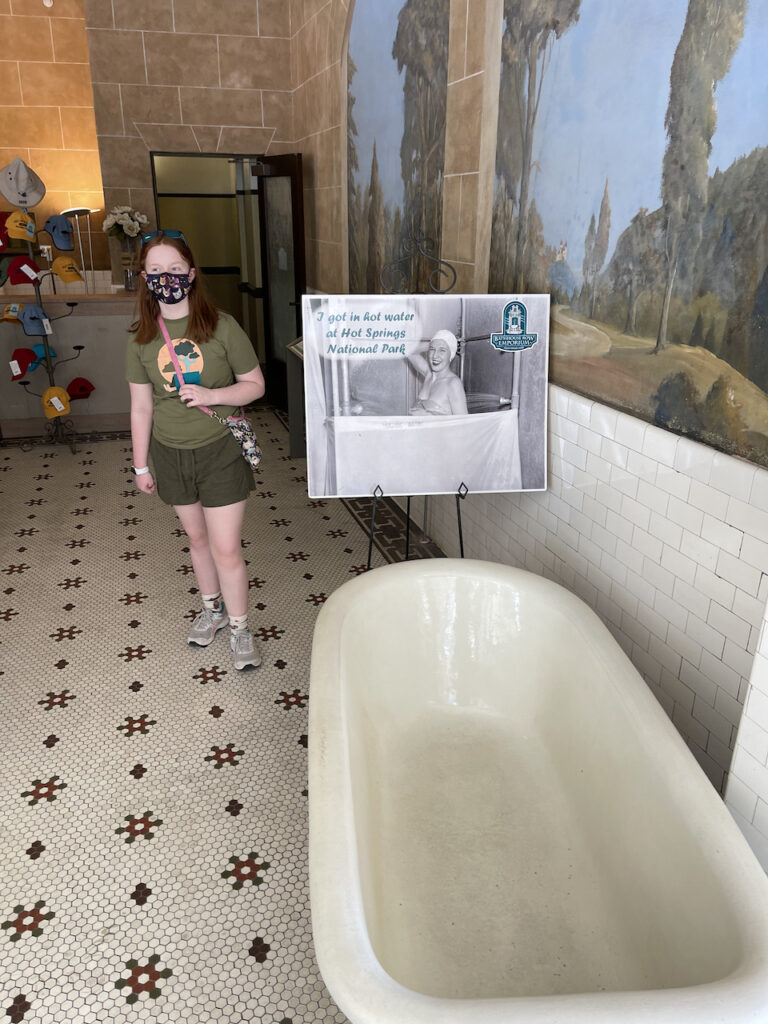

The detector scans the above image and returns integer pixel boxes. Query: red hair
[128,232,219,345]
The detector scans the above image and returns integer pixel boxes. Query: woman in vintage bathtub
[407,329,468,416]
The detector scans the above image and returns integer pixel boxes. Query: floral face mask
[144,272,193,304]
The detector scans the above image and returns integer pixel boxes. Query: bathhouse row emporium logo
[491,301,539,351]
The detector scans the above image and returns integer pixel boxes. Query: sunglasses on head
[140,229,188,248]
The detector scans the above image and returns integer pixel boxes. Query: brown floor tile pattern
[0,409,441,1023]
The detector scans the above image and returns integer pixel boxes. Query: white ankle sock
[229,613,248,633]
[202,592,224,614]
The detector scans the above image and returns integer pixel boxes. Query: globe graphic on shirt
[158,338,203,391]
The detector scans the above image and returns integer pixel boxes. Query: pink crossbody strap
[154,313,241,421]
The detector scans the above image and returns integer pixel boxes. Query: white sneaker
[230,629,262,670]
[187,607,228,647]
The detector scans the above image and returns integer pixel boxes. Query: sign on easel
[301,293,549,499]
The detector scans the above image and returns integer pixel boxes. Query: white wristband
[133,465,150,475]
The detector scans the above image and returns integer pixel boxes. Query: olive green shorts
[150,432,255,508]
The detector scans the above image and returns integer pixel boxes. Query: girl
[125,230,266,670]
[407,329,468,416]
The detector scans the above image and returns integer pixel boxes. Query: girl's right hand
[136,471,156,495]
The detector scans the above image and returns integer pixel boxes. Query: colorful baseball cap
[6,210,36,241]
[0,212,9,251]
[66,376,95,400]
[10,347,36,380]
[51,256,82,282]
[19,305,50,337]
[43,215,74,251]
[29,342,56,369]
[0,255,13,285]
[42,386,70,419]
[3,302,24,321]
[0,158,46,208]
[7,255,41,284]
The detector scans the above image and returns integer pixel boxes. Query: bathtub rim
[308,559,768,1024]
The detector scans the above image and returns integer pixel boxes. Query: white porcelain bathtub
[308,559,768,1024]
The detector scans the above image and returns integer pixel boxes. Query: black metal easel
[363,227,463,570]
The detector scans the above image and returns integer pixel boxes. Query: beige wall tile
[174,0,264,35]
[456,172,478,262]
[31,148,103,191]
[259,0,291,37]
[97,135,152,189]
[0,61,22,104]
[1,14,53,60]
[219,36,290,90]
[217,127,275,152]
[448,0,468,83]
[441,174,461,254]
[144,32,220,88]
[313,185,341,243]
[135,123,200,151]
[451,259,475,294]
[313,238,344,293]
[128,187,156,226]
[465,0,487,76]
[60,107,99,149]
[289,0,304,34]
[266,140,299,156]
[0,106,63,148]
[87,28,147,84]
[262,91,293,141]
[33,191,68,226]
[0,0,11,12]
[83,0,113,29]
[305,0,329,22]
[51,17,90,63]
[121,85,182,132]
[12,0,83,18]
[192,126,222,151]
[113,0,172,31]
[297,22,314,80]
[19,61,94,107]
[91,82,124,136]
[444,75,482,175]
[180,87,264,127]
[102,186,132,210]
[66,190,104,213]
[315,125,341,188]
[0,145,30,166]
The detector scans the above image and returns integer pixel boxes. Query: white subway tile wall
[407,386,768,865]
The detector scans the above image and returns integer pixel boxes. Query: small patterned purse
[158,316,263,470]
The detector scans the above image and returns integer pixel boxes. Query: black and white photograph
[301,293,550,498]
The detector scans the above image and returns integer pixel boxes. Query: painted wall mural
[492,0,768,467]
[347,0,449,295]
[346,0,768,467]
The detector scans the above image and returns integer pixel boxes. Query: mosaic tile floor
[0,409,434,1023]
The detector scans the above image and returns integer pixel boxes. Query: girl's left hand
[178,384,216,408]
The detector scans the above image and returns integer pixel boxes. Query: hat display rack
[0,158,92,452]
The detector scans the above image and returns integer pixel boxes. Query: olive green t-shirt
[125,311,259,449]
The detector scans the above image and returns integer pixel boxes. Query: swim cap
[430,329,458,361]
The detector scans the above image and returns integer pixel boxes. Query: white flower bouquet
[102,205,148,242]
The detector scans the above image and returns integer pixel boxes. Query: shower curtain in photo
[301,293,549,499]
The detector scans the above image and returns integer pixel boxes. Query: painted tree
[393,0,449,292]
[366,143,384,294]
[610,208,664,335]
[347,55,365,293]
[581,179,611,317]
[501,0,581,292]
[654,0,746,353]
[489,174,518,292]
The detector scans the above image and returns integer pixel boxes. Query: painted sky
[348,2,405,212]
[349,0,768,276]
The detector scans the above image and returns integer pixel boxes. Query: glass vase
[120,236,139,291]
